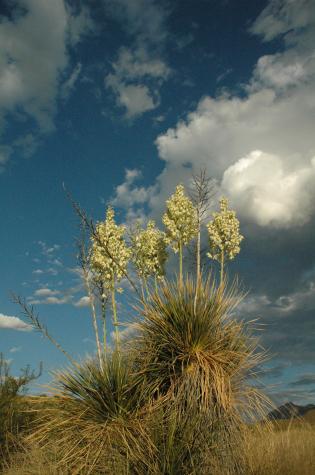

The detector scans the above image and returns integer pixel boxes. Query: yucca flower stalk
[90,206,131,351]
[163,184,198,286]
[207,197,244,285]
[130,220,167,298]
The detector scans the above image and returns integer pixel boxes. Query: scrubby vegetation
[0,354,41,470]
[1,173,314,474]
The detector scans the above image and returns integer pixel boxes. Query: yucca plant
[27,351,155,474]
[130,276,270,474]
[10,180,272,475]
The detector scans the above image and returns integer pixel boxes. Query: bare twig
[189,168,217,288]
[11,294,79,368]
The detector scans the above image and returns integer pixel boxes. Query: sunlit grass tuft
[26,352,155,474]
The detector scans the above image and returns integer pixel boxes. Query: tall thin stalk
[78,226,103,368]
[196,209,201,287]
[112,277,120,352]
[144,276,149,296]
[189,169,216,309]
[140,280,145,301]
[220,250,225,287]
[189,169,216,283]
[100,286,108,354]
[179,240,183,286]
[83,269,103,368]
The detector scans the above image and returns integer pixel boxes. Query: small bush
[0,354,41,469]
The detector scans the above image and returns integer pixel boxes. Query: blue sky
[0,0,315,405]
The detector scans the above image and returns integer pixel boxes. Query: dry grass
[244,420,315,475]
[4,421,315,475]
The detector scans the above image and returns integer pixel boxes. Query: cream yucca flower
[90,206,130,290]
[207,197,243,282]
[163,184,198,284]
[162,184,198,252]
[131,220,167,279]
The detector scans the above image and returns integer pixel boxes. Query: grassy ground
[245,417,315,475]
[2,416,314,474]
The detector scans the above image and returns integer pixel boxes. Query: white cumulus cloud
[0,314,32,331]
[222,151,315,227]
[146,0,315,229]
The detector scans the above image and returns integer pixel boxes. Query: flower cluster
[207,197,243,262]
[162,184,198,252]
[90,206,131,290]
[131,220,167,279]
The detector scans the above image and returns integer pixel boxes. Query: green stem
[196,211,201,287]
[101,292,107,356]
[179,240,183,286]
[194,214,201,315]
[111,279,120,353]
[220,250,225,287]
[84,272,102,369]
[154,275,158,294]
[140,279,145,302]
[144,276,149,296]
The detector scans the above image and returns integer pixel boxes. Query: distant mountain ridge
[268,402,315,420]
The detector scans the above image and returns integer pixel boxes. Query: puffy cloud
[110,47,170,81]
[111,169,152,211]
[0,0,68,131]
[249,0,315,44]
[111,168,157,224]
[251,54,308,90]
[0,0,93,167]
[106,80,157,118]
[103,0,171,119]
[155,85,315,180]
[34,288,60,297]
[0,313,32,331]
[222,151,315,227]
[74,296,90,307]
[105,47,170,118]
[29,295,71,305]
